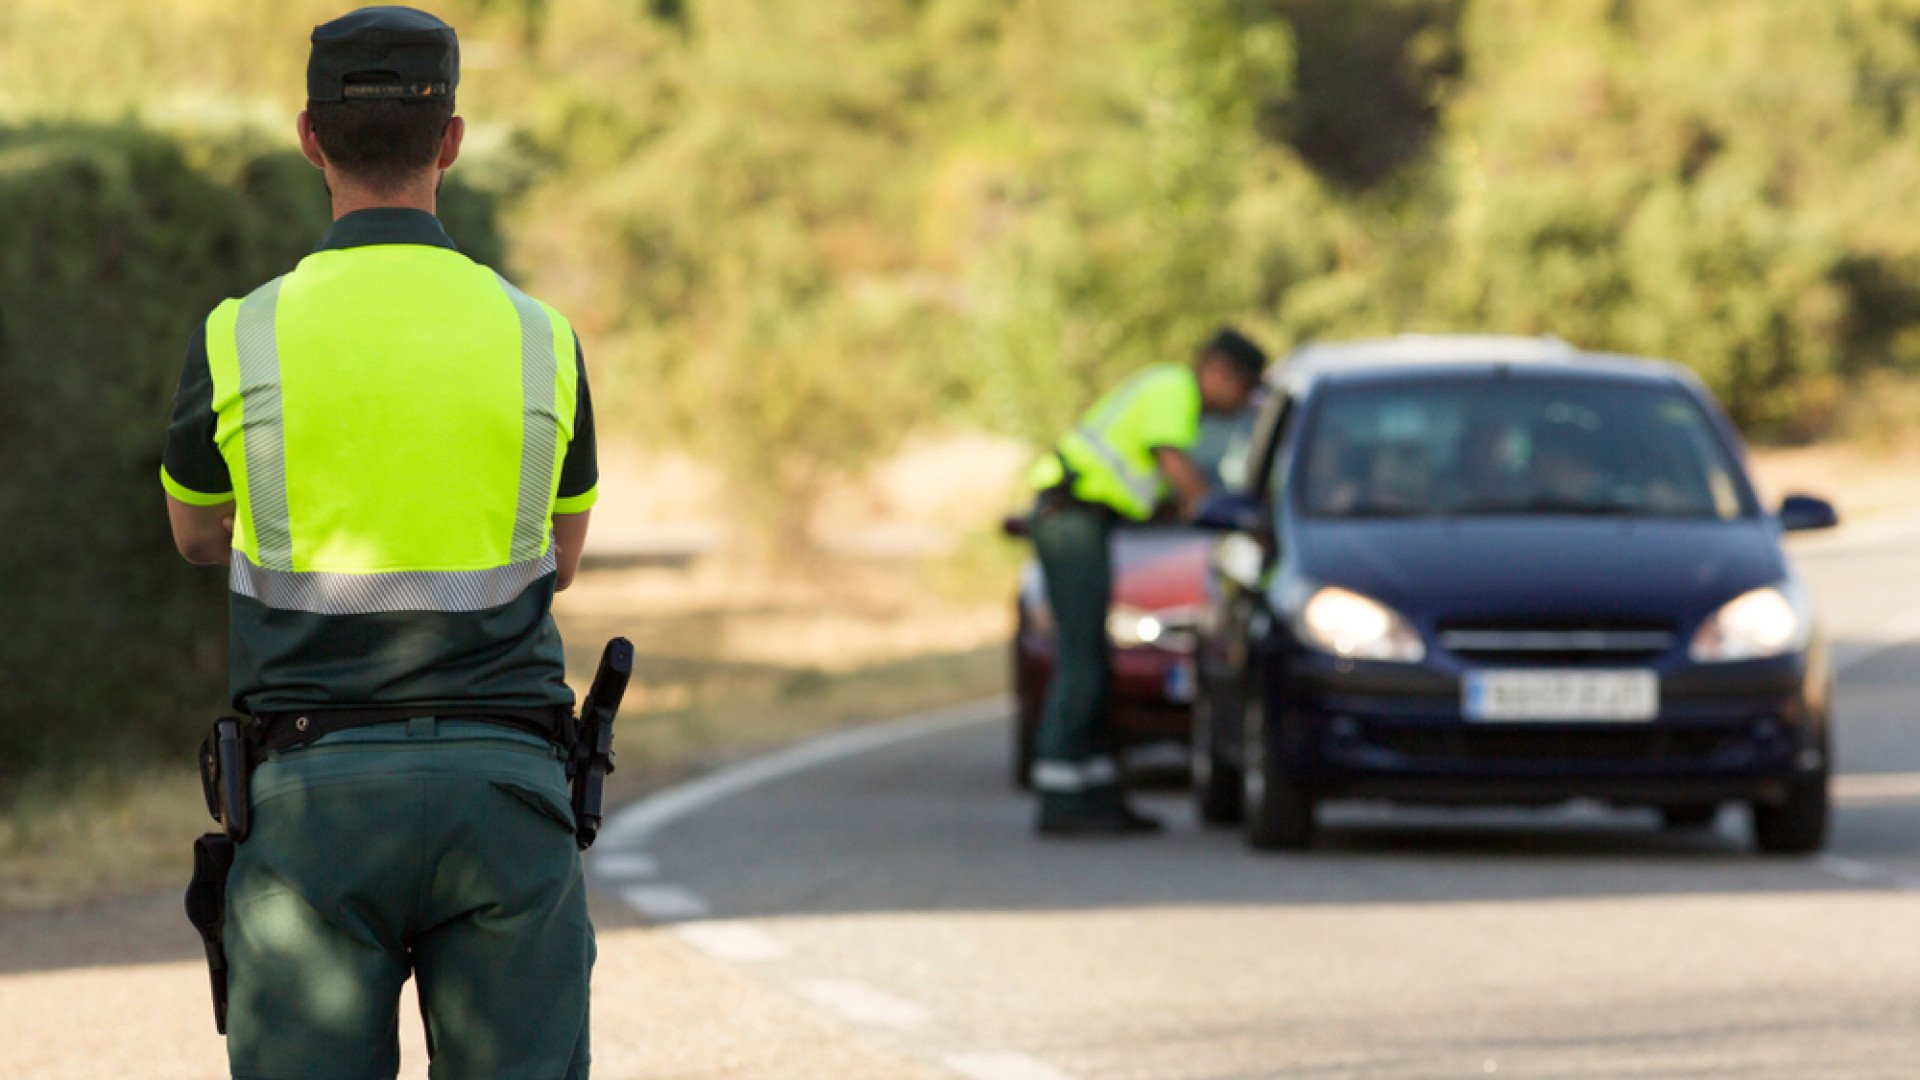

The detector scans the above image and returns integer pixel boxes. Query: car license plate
[1462,670,1658,722]
[1165,660,1196,704]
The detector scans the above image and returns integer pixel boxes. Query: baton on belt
[570,637,633,850]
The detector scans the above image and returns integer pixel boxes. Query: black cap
[1200,326,1268,383]
[308,6,458,105]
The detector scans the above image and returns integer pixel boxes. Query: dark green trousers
[1031,503,1121,814]
[225,719,594,1080]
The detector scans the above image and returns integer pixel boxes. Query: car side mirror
[1212,533,1266,591]
[1778,494,1838,533]
[1191,492,1262,534]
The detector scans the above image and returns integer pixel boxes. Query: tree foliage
[4,0,1920,555]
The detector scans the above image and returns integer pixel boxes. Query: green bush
[0,122,502,789]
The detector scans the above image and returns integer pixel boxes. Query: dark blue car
[1191,336,1839,853]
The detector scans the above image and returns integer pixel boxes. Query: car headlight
[1297,586,1426,663]
[1108,607,1167,649]
[1690,584,1811,662]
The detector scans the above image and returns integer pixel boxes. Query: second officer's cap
[308,6,459,104]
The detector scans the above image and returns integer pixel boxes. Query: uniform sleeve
[1134,368,1203,454]
[160,321,234,505]
[553,334,599,514]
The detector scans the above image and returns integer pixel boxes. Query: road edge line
[595,696,1009,852]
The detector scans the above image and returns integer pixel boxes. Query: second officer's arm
[1154,446,1211,518]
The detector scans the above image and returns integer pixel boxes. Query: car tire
[1242,696,1315,851]
[1658,803,1720,831]
[1752,772,1829,855]
[1013,714,1036,791]
[1191,691,1243,825]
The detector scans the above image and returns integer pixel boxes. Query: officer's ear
[296,110,328,171]
[437,115,465,173]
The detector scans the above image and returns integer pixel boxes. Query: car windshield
[1296,376,1752,521]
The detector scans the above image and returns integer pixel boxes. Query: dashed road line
[620,884,710,921]
[672,921,791,962]
[795,979,930,1029]
[1814,854,1920,892]
[945,1051,1079,1080]
[1833,772,1920,802]
[590,851,659,881]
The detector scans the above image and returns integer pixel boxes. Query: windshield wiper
[1320,505,1431,520]
[1451,496,1643,516]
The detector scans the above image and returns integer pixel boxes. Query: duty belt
[246,704,576,760]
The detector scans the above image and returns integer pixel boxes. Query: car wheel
[1242,696,1315,851]
[1192,690,1243,825]
[1752,772,1829,855]
[1658,803,1720,831]
[1013,714,1036,791]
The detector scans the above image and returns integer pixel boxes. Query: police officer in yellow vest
[1026,328,1267,836]
[161,8,597,1076]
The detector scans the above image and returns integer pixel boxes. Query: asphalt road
[591,521,1920,1080]
[7,522,1920,1079]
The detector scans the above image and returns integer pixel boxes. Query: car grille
[1436,619,1678,665]
[1368,724,1741,762]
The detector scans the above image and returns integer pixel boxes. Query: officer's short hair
[307,97,454,194]
[1198,326,1268,385]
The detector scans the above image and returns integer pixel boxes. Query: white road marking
[1833,772,1920,801]
[620,884,710,921]
[590,852,659,881]
[795,979,929,1029]
[945,1051,1079,1080]
[1814,855,1920,891]
[673,922,790,962]
[596,697,1006,851]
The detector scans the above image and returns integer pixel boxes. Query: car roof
[1270,334,1698,395]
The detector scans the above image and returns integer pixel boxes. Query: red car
[1008,411,1253,787]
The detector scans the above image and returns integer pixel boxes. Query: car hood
[1113,533,1212,612]
[1019,530,1213,615]
[1290,517,1787,625]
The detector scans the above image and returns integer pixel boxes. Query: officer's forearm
[1153,447,1211,517]
[167,497,235,566]
[551,510,591,591]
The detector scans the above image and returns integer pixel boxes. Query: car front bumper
[1270,650,1827,806]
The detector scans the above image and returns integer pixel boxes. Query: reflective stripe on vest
[499,274,559,564]
[225,271,566,615]
[1062,369,1167,517]
[231,548,558,615]
[1068,422,1160,513]
[235,278,293,571]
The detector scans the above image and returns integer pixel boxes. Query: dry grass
[0,547,1013,915]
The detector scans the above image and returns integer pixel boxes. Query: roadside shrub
[0,122,503,789]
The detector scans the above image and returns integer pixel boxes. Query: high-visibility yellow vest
[1028,364,1202,520]
[160,211,592,715]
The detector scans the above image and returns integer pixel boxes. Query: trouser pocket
[490,776,577,833]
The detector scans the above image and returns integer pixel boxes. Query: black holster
[185,832,237,1034]
[569,638,634,850]
[190,716,253,1036]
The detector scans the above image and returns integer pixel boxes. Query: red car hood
[1110,531,1211,612]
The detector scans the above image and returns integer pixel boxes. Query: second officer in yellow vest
[1026,328,1267,836]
